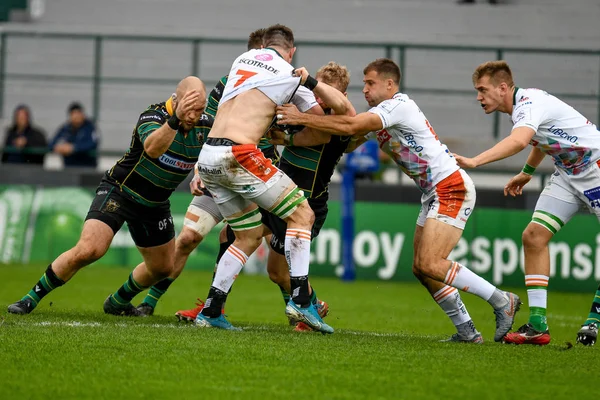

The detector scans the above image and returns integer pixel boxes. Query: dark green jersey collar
[512,87,520,108]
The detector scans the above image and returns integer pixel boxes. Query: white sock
[444,261,496,301]
[285,228,311,277]
[212,245,248,293]
[526,274,549,309]
[433,285,472,327]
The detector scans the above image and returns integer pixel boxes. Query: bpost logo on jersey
[549,125,578,143]
[401,131,424,152]
[158,154,195,171]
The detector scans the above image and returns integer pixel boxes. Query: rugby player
[132,29,271,317]
[194,24,353,333]
[276,58,521,343]
[454,60,600,345]
[7,77,210,316]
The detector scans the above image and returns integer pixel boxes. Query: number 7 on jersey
[234,69,258,87]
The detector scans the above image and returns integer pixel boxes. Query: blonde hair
[472,60,514,87]
[316,62,350,92]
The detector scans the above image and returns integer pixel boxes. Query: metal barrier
[0,30,599,140]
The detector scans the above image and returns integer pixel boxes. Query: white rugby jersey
[220,48,317,113]
[366,92,458,193]
[512,87,599,175]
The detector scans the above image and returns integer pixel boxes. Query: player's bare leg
[195,204,265,330]
[104,238,176,316]
[503,222,553,345]
[412,225,482,343]
[414,219,521,342]
[8,220,114,314]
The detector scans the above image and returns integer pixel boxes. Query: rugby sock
[202,245,248,317]
[285,228,312,307]
[110,273,149,306]
[21,264,65,308]
[278,284,291,306]
[584,285,600,326]
[444,261,502,306]
[212,241,230,281]
[202,287,228,318]
[290,276,311,308]
[526,274,549,331]
[143,277,175,308]
[433,285,477,337]
[310,286,318,306]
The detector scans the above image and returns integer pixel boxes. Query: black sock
[290,276,311,308]
[310,286,318,306]
[278,284,291,306]
[201,286,228,318]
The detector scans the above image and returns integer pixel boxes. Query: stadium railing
[0,30,598,140]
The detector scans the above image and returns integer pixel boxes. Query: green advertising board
[0,185,598,292]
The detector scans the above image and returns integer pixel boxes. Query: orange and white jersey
[220,48,318,113]
[511,87,600,175]
[366,92,459,193]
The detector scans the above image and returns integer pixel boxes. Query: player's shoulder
[374,93,413,114]
[514,88,549,109]
[138,102,168,124]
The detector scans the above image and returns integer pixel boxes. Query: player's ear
[290,47,296,59]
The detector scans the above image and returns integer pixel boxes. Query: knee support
[183,205,219,237]
[226,208,263,231]
[531,210,564,235]
[270,187,305,219]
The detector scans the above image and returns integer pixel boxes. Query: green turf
[0,264,596,400]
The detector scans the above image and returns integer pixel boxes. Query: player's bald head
[175,76,206,99]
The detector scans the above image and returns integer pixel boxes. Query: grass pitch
[0,264,596,400]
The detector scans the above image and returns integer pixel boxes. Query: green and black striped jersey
[279,134,352,200]
[106,98,213,207]
[206,74,274,152]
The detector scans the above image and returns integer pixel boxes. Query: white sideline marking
[7,320,433,337]
[7,319,580,332]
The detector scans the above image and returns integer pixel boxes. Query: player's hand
[268,127,286,145]
[275,104,303,126]
[453,153,477,169]
[189,173,205,196]
[504,172,532,197]
[293,67,309,85]
[175,90,201,120]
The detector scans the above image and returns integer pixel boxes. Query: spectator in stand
[49,102,99,168]
[2,104,47,165]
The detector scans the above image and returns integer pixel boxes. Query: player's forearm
[288,113,357,136]
[290,128,331,146]
[473,136,529,167]
[524,146,546,168]
[143,124,178,158]
[313,83,356,117]
[344,136,367,153]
